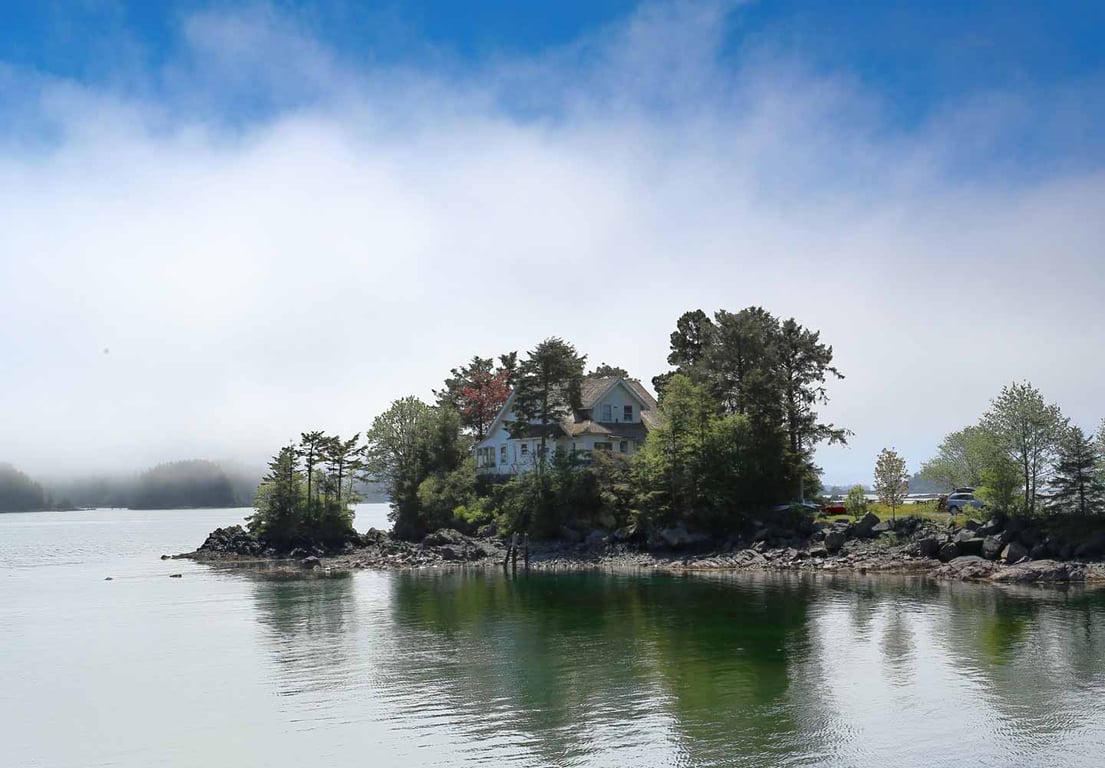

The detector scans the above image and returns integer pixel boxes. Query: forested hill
[0,463,52,512]
[129,460,251,509]
[1,460,262,512]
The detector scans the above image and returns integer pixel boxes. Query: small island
[184,305,1105,585]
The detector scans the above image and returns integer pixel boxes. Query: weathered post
[510,532,518,572]
[523,533,530,570]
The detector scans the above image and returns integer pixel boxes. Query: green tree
[248,436,358,550]
[774,317,848,498]
[365,397,436,538]
[298,430,327,513]
[587,363,629,378]
[845,485,867,518]
[976,452,1021,514]
[365,398,470,538]
[873,448,909,519]
[510,338,586,467]
[1047,426,1105,516]
[324,434,364,511]
[981,382,1067,515]
[919,426,990,491]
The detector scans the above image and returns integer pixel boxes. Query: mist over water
[2,506,1104,767]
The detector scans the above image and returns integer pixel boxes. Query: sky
[1,1,1103,485]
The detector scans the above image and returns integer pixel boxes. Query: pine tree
[510,338,586,467]
[1047,427,1105,516]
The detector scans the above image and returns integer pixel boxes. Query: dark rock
[476,523,497,538]
[1074,532,1105,560]
[982,535,1005,560]
[808,545,829,558]
[160,554,171,560]
[964,519,981,532]
[585,530,608,548]
[169,573,182,578]
[824,531,846,553]
[104,577,113,581]
[853,512,881,538]
[1001,541,1028,563]
[559,527,584,544]
[917,537,940,558]
[424,528,466,547]
[300,556,321,569]
[938,542,961,562]
[438,546,460,561]
[872,521,894,535]
[289,547,308,559]
[954,533,985,556]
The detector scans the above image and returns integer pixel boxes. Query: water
[2,507,1105,767]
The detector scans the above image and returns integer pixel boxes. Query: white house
[473,376,659,475]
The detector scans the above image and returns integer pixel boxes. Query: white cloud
[1,2,1103,485]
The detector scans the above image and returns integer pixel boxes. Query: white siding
[594,383,641,423]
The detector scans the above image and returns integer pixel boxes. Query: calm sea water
[2,506,1105,767]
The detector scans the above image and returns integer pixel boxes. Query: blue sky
[1,1,1103,483]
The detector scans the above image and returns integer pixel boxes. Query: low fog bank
[0,458,390,513]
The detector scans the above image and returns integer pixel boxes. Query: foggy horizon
[2,2,1103,487]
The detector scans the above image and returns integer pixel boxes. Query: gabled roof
[474,376,659,448]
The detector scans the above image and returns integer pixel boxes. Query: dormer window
[601,404,612,421]
[623,405,633,421]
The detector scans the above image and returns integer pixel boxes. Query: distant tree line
[0,460,269,512]
[919,381,1105,516]
[357,306,848,540]
[0,464,59,512]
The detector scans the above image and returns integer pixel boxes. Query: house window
[520,443,529,458]
[623,405,633,422]
[601,404,612,421]
[500,445,507,464]
[619,441,628,453]
[477,447,495,467]
[594,442,613,451]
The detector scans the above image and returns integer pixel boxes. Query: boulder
[953,532,985,556]
[476,523,497,539]
[871,521,894,535]
[300,556,321,569]
[982,535,1006,560]
[1074,533,1105,560]
[991,559,1079,583]
[938,542,961,562]
[917,537,940,558]
[853,512,881,539]
[423,528,466,547]
[1001,541,1029,563]
[824,531,846,553]
[964,519,982,532]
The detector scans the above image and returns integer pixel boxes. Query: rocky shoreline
[178,511,1105,585]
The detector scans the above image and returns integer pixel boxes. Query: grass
[821,500,983,527]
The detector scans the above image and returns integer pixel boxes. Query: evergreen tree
[587,363,629,378]
[298,430,328,514]
[510,338,586,466]
[1047,426,1105,516]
